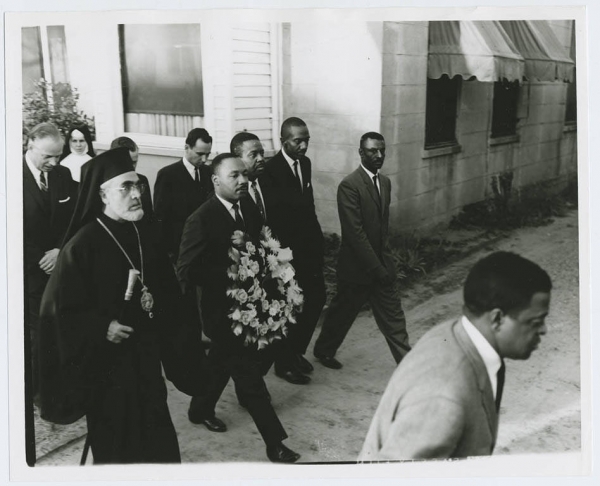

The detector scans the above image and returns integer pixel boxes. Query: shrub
[22,79,95,148]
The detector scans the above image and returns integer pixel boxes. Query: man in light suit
[313,132,410,369]
[359,252,551,460]
[23,122,76,464]
[153,128,213,263]
[177,153,300,463]
[260,117,326,385]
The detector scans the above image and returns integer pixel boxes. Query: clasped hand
[106,320,134,344]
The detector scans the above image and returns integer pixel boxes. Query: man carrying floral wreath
[177,153,301,463]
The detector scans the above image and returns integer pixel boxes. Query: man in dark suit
[110,136,153,223]
[230,132,267,224]
[359,252,551,460]
[313,132,411,368]
[153,127,213,263]
[177,153,300,463]
[260,117,326,385]
[23,122,76,464]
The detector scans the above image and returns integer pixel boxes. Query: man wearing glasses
[313,132,411,369]
[39,147,204,464]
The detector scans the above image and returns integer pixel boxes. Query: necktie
[293,160,303,193]
[495,360,506,412]
[194,166,201,186]
[252,181,266,222]
[39,171,48,192]
[232,203,245,230]
[372,174,380,200]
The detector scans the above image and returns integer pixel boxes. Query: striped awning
[500,20,575,82]
[428,21,525,82]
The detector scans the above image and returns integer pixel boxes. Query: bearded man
[39,147,204,464]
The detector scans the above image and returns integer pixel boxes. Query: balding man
[23,122,76,464]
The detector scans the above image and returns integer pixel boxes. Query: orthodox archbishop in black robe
[38,148,204,464]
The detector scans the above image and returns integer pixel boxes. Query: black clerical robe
[39,214,204,464]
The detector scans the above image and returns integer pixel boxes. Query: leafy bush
[22,79,95,148]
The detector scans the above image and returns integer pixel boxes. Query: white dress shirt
[461,315,503,399]
[215,193,244,223]
[25,152,45,190]
[182,157,200,181]
[281,147,303,188]
[360,164,380,194]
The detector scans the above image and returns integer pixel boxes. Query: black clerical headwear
[62,147,135,246]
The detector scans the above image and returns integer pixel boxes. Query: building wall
[379,21,577,235]
[282,21,384,234]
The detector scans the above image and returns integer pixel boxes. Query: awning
[500,20,575,82]
[428,21,525,82]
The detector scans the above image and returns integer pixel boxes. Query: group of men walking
[23,115,551,466]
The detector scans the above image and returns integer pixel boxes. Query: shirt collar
[361,164,378,179]
[182,157,198,179]
[215,193,237,213]
[461,315,503,397]
[25,152,42,181]
[281,147,297,169]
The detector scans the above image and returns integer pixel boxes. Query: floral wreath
[226,226,304,349]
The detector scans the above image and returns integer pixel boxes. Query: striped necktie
[252,181,266,222]
[39,171,48,192]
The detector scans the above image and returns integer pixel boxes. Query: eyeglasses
[110,181,147,195]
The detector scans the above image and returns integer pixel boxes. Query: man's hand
[106,320,134,344]
[39,248,60,274]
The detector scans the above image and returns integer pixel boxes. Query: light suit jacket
[336,167,395,284]
[359,319,499,460]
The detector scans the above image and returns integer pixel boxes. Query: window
[119,24,204,137]
[565,21,576,125]
[491,80,520,138]
[22,27,44,94]
[424,75,461,148]
[21,26,69,94]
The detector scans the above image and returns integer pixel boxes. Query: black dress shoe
[296,354,314,374]
[266,443,301,463]
[275,368,311,385]
[315,354,343,369]
[188,414,227,432]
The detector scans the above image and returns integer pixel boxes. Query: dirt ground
[35,209,581,465]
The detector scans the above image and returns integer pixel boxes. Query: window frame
[424,74,462,150]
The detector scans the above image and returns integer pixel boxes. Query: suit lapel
[23,161,46,213]
[453,320,499,448]
[275,152,302,193]
[357,167,382,213]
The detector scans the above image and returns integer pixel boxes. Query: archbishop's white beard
[121,208,144,222]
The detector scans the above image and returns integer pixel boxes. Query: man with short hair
[23,123,76,464]
[177,153,300,463]
[260,117,326,385]
[39,147,204,464]
[154,127,213,262]
[110,136,153,222]
[313,132,410,369]
[230,132,268,223]
[359,251,551,460]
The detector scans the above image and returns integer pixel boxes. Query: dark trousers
[272,269,326,371]
[189,342,287,446]
[314,278,411,364]
[24,287,43,466]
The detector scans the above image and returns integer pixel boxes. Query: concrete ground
[35,210,581,466]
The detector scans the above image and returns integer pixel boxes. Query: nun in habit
[39,147,205,464]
